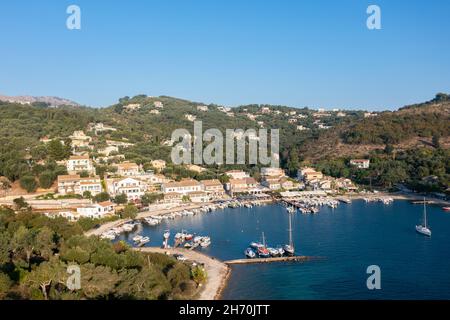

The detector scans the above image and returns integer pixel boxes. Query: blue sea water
[116,200,450,299]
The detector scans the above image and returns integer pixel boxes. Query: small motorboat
[442,207,450,211]
[268,247,279,257]
[245,248,256,259]
[257,246,270,258]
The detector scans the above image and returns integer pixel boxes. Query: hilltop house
[88,122,117,134]
[197,105,208,112]
[153,101,164,108]
[69,131,92,149]
[66,155,95,175]
[350,159,370,169]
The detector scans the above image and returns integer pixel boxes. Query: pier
[224,256,324,265]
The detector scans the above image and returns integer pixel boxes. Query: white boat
[138,236,150,246]
[132,235,144,242]
[276,246,285,256]
[121,223,135,232]
[268,247,279,257]
[200,237,211,247]
[245,248,256,258]
[416,198,431,237]
[163,230,170,239]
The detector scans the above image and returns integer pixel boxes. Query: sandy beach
[136,247,230,300]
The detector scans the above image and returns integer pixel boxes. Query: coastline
[135,247,229,300]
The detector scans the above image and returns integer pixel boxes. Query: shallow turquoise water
[116,200,450,299]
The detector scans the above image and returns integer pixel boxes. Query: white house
[350,159,370,169]
[76,201,116,219]
[66,155,95,175]
[106,177,147,201]
[116,162,140,176]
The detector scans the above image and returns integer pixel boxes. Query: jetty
[224,256,324,265]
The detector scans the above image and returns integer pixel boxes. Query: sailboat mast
[423,198,427,228]
[288,214,293,248]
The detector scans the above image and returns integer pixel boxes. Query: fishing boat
[284,214,295,256]
[121,223,135,232]
[200,237,211,247]
[245,248,256,258]
[442,207,450,211]
[416,198,432,237]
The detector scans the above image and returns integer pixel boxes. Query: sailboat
[284,213,295,256]
[416,198,431,237]
[257,232,270,258]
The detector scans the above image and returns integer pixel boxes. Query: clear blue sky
[0,0,449,110]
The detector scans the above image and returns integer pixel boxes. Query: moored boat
[245,248,256,258]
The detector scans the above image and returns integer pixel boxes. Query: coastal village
[0,123,372,222]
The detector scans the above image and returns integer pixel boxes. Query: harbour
[113,199,450,299]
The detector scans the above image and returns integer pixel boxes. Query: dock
[224,255,324,265]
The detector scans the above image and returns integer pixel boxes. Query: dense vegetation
[0,206,204,300]
[0,93,449,194]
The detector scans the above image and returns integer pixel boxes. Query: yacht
[268,247,279,257]
[138,236,150,246]
[132,235,144,242]
[416,199,431,237]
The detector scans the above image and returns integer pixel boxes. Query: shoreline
[135,247,229,300]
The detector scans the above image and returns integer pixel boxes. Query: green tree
[20,175,38,193]
[10,225,36,269]
[93,192,110,203]
[114,193,128,205]
[23,257,66,300]
[13,196,29,210]
[38,170,55,189]
[121,204,138,219]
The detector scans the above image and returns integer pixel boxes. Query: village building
[66,155,95,175]
[88,122,117,134]
[188,191,209,203]
[106,177,147,201]
[57,175,102,196]
[76,201,116,219]
[161,179,204,195]
[124,103,141,111]
[116,162,141,176]
[151,159,166,171]
[298,167,324,182]
[350,159,370,169]
[197,105,208,112]
[227,177,259,195]
[163,192,183,203]
[201,179,225,198]
[226,170,250,180]
[153,101,164,108]
[261,167,286,177]
[69,131,92,149]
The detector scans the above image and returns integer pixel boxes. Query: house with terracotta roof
[161,179,204,195]
[57,175,102,196]
[116,162,140,176]
[201,179,225,198]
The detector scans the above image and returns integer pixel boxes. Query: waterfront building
[106,177,147,201]
[161,179,204,195]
